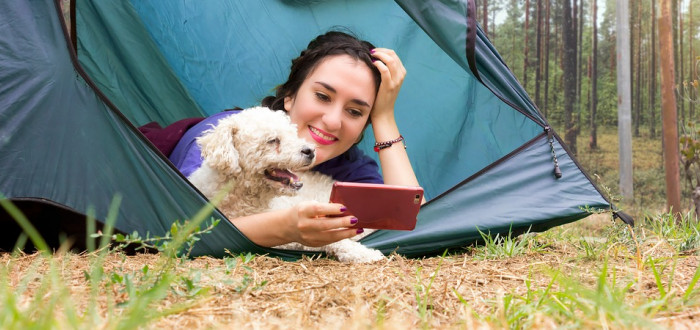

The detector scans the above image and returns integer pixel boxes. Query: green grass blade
[683,262,700,301]
[86,207,96,253]
[0,195,49,253]
[98,195,123,253]
[648,257,667,298]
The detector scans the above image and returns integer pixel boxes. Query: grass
[574,126,667,214]
[1,128,700,328]
[1,214,699,328]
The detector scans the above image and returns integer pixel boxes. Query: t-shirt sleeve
[169,137,204,178]
[168,111,237,177]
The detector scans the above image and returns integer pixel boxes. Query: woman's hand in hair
[369,48,406,123]
[367,48,421,190]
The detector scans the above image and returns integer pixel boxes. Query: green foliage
[455,209,700,328]
[0,196,243,329]
[96,218,220,258]
[473,226,549,260]
[470,261,660,328]
[644,211,700,254]
[413,250,447,328]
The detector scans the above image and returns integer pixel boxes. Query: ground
[3,215,700,329]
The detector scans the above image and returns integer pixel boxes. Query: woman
[169,31,421,248]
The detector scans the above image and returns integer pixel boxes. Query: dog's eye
[267,137,280,145]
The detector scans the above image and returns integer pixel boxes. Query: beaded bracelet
[374,135,405,152]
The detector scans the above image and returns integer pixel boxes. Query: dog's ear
[197,120,241,176]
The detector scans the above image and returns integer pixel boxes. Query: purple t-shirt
[168,110,383,183]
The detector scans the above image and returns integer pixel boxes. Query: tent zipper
[545,126,562,179]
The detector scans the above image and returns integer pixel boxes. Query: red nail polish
[340,207,347,212]
[350,217,358,225]
[356,228,364,234]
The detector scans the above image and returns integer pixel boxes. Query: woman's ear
[283,95,293,111]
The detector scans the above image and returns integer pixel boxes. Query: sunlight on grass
[1,206,699,328]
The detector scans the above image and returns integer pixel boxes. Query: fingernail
[350,217,358,225]
[356,228,364,234]
[340,207,347,212]
[370,49,375,54]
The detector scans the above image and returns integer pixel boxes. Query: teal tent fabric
[79,0,545,200]
[0,0,293,258]
[0,0,612,258]
[75,0,204,124]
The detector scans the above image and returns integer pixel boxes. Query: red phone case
[329,182,423,230]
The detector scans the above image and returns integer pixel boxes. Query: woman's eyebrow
[315,81,371,108]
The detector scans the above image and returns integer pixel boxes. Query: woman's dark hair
[261,30,381,111]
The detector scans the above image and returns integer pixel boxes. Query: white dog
[188,107,315,218]
[188,107,384,263]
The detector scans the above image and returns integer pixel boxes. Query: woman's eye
[315,92,330,102]
[348,109,363,118]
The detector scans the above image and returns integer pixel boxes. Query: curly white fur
[188,107,315,218]
[187,107,384,263]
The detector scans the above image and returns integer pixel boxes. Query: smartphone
[329,182,423,230]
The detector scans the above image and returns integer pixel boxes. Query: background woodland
[479,0,698,212]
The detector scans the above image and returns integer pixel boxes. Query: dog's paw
[342,248,386,263]
[327,240,386,263]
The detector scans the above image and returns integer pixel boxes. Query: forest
[478,0,699,212]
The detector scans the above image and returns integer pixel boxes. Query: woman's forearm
[229,209,292,247]
[227,201,363,247]
[371,114,420,188]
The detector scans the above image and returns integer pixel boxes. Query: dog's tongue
[266,168,303,190]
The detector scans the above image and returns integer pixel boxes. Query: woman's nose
[322,107,342,131]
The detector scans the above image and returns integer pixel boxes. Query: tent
[0,0,625,258]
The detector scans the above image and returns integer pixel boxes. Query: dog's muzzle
[264,168,303,190]
[301,146,315,165]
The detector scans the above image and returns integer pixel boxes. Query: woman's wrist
[371,112,400,141]
[281,206,301,244]
[370,108,395,125]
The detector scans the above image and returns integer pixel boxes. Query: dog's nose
[301,146,314,159]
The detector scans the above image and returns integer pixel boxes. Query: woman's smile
[308,126,338,145]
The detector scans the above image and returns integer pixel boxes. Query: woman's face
[284,54,376,165]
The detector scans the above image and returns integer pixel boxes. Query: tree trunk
[617,0,634,202]
[651,0,657,139]
[576,0,583,137]
[543,0,551,119]
[482,0,488,36]
[690,0,695,120]
[680,7,685,124]
[523,0,530,89]
[673,0,681,123]
[589,0,598,149]
[535,0,543,108]
[659,0,682,215]
[630,1,636,138]
[553,3,560,119]
[563,0,577,155]
[634,0,642,137]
